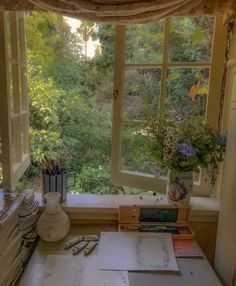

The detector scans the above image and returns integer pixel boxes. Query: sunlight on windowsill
[35,193,219,223]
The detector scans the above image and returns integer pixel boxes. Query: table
[19,224,223,286]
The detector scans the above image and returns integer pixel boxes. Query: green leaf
[192,26,204,45]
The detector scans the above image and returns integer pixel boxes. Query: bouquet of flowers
[145,110,227,175]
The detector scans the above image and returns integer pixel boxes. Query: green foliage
[166,68,208,117]
[91,24,115,70]
[24,12,115,194]
[125,22,164,63]
[169,16,214,62]
[58,89,112,171]
[70,166,119,194]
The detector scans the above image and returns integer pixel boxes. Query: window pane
[121,122,156,173]
[6,13,12,59]
[165,68,209,117]
[169,16,214,62]
[11,120,16,163]
[123,68,161,121]
[8,63,14,113]
[125,22,164,64]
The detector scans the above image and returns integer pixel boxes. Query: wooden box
[118,205,194,239]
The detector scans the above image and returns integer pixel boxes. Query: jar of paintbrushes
[41,156,76,203]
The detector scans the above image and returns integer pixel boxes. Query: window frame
[111,16,227,196]
[0,11,30,189]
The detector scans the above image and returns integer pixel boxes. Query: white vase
[166,170,193,207]
[37,192,70,242]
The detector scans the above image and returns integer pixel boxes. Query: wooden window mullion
[159,18,170,107]
[18,13,29,154]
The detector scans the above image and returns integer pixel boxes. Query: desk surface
[19,225,222,286]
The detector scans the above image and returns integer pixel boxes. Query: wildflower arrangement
[145,110,227,174]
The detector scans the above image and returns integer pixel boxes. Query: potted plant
[145,110,227,206]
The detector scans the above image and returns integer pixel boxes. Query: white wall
[215,22,236,286]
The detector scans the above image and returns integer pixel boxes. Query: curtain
[0,0,235,23]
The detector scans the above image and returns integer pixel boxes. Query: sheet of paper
[97,232,179,272]
[42,255,129,286]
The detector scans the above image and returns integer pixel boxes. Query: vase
[37,192,70,242]
[166,170,193,207]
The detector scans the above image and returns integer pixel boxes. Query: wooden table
[19,224,222,286]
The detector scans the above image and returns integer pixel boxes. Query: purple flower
[151,167,162,174]
[177,143,198,157]
[171,110,178,118]
[217,133,227,147]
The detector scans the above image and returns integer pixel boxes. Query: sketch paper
[42,255,129,286]
[97,232,179,272]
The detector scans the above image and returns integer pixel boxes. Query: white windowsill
[35,193,219,223]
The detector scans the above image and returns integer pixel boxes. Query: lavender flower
[217,133,227,147]
[177,143,198,157]
[152,167,162,174]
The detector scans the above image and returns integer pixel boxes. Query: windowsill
[35,193,219,223]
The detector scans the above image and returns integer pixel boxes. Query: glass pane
[20,117,26,154]
[6,13,12,59]
[169,16,215,62]
[12,64,21,112]
[21,67,27,111]
[121,122,156,173]
[11,120,16,163]
[165,68,209,117]
[9,63,14,113]
[193,171,200,183]
[125,21,164,64]
[123,68,161,121]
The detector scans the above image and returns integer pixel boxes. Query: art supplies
[173,239,203,257]
[97,232,179,272]
[41,156,76,202]
[84,241,98,256]
[65,234,99,256]
[72,241,88,255]
[41,156,65,176]
[118,205,194,239]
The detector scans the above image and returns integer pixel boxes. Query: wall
[215,22,236,286]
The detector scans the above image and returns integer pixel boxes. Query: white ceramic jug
[37,192,70,241]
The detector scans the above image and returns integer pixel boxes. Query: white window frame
[0,11,30,189]
[111,16,227,196]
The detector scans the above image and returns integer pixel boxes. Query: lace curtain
[0,0,235,24]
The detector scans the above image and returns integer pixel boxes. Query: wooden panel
[206,16,227,128]
[215,29,236,286]
[190,221,217,266]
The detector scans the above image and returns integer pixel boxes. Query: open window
[0,11,30,189]
[112,16,227,196]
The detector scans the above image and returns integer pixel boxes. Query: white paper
[42,255,129,286]
[97,232,179,272]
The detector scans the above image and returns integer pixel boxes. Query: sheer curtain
[0,0,235,23]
